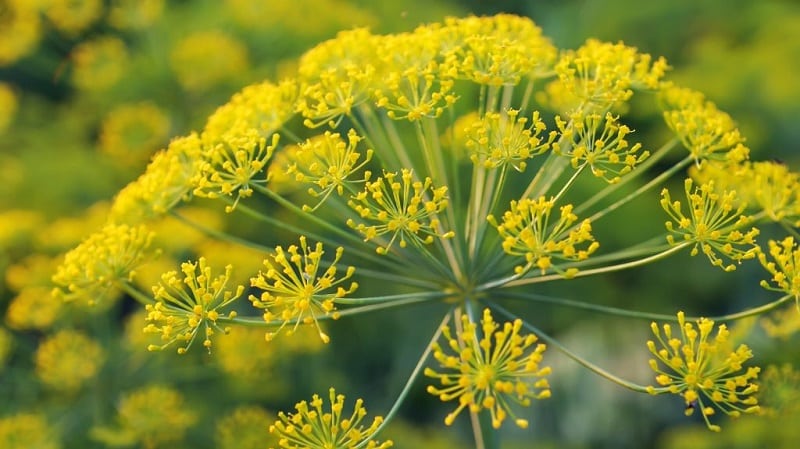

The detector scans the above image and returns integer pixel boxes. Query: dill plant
[52,13,800,448]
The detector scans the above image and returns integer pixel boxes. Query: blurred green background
[1,0,799,448]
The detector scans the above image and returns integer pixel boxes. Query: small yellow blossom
[758,237,800,303]
[71,36,129,91]
[108,0,164,30]
[249,237,356,343]
[466,109,555,171]
[269,387,393,449]
[553,111,649,183]
[52,223,156,305]
[43,0,103,34]
[35,329,105,392]
[6,286,64,330]
[286,129,373,210]
[216,406,278,449]
[425,308,551,429]
[170,30,249,91]
[0,1,41,66]
[647,311,760,431]
[489,196,599,276]
[0,413,60,449]
[116,385,197,448]
[661,179,759,271]
[193,132,279,212]
[144,257,243,354]
[98,102,171,167]
[347,169,454,254]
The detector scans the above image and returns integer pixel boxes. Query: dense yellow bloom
[347,169,453,254]
[43,0,102,34]
[647,311,760,431]
[739,161,800,224]
[758,237,800,302]
[249,237,356,343]
[71,36,129,91]
[110,133,203,222]
[98,102,171,166]
[170,31,248,91]
[269,388,393,449]
[52,223,156,305]
[553,111,649,183]
[216,406,278,449]
[35,329,105,392]
[0,0,40,66]
[466,108,554,171]
[661,179,759,271]
[489,196,598,275]
[116,385,197,448]
[108,0,164,30]
[0,413,60,449]
[425,308,551,429]
[144,257,243,353]
[285,129,373,210]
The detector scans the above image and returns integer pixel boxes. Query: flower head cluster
[0,413,60,449]
[285,129,373,210]
[646,312,760,431]
[216,406,277,449]
[169,30,248,91]
[70,36,129,91]
[144,257,243,354]
[661,179,759,271]
[109,385,197,448]
[347,169,453,254]
[553,111,649,183]
[44,0,103,35]
[269,387,393,449]
[758,237,800,303]
[35,329,105,392]
[249,237,356,343]
[0,1,41,66]
[466,109,555,171]
[98,102,171,166]
[425,308,551,429]
[489,196,599,276]
[52,223,156,305]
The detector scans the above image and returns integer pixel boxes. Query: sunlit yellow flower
[71,36,129,91]
[52,223,156,305]
[269,387,392,449]
[647,311,760,431]
[347,169,454,254]
[466,108,554,171]
[661,178,759,271]
[144,257,243,354]
[0,413,60,449]
[35,329,105,392]
[216,406,278,449]
[108,0,164,30]
[249,237,356,343]
[489,196,598,276]
[170,31,248,91]
[0,1,40,66]
[425,308,551,429]
[758,237,800,303]
[98,102,171,167]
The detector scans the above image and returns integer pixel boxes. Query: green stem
[169,210,272,253]
[490,302,662,394]
[357,310,453,448]
[120,281,153,306]
[334,291,448,306]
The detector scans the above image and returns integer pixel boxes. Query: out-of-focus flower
[98,102,171,167]
[71,36,129,91]
[216,406,277,449]
[0,1,40,66]
[0,413,60,449]
[170,31,248,92]
[35,329,105,392]
[108,0,164,30]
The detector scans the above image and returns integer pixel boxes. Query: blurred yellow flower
[108,0,164,30]
[71,36,129,91]
[0,0,40,66]
[170,30,248,91]
[98,102,171,167]
[216,406,277,449]
[6,286,64,330]
[0,413,60,449]
[43,0,103,35]
[35,329,105,392]
[115,385,197,448]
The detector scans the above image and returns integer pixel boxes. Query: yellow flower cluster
[0,413,60,449]
[170,31,249,92]
[52,223,156,305]
[216,406,277,449]
[466,109,554,171]
[269,388,393,449]
[108,0,164,30]
[0,0,40,66]
[347,169,453,254]
[35,329,105,392]
[647,312,760,431]
[758,237,800,304]
[43,0,103,35]
[661,179,759,271]
[489,196,598,276]
[98,102,171,167]
[249,237,356,343]
[70,36,129,91]
[425,308,551,429]
[116,385,197,448]
[144,257,243,353]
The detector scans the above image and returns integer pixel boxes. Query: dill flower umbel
[70,36,129,91]
[269,388,392,449]
[425,308,551,429]
[98,102,171,167]
[35,329,105,392]
[216,406,278,449]
[170,31,249,91]
[0,413,60,449]
[646,312,760,431]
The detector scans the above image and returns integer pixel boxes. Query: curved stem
[334,291,448,306]
[489,303,663,394]
[360,310,453,448]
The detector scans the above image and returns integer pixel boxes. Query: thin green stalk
[120,281,153,306]
[356,310,453,448]
[490,303,662,394]
[169,210,272,253]
[333,291,448,306]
